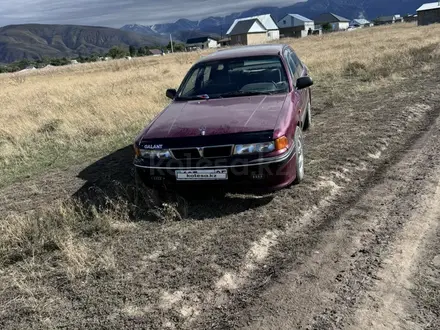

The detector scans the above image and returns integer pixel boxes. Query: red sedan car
[133,43,313,192]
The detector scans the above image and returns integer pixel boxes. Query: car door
[289,49,309,126]
[284,48,307,127]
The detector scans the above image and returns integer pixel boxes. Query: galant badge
[143,144,163,149]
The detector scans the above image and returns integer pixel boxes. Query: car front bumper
[133,146,297,192]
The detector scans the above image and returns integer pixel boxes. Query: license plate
[175,169,228,181]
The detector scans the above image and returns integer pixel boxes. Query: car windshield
[176,55,290,100]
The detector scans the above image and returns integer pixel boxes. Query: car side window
[286,49,305,85]
[284,49,296,80]
[290,51,304,75]
[287,53,300,81]
[201,66,212,88]
[180,67,203,96]
[180,65,218,96]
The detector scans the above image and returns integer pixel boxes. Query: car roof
[197,44,288,63]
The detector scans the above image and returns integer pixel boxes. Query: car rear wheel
[303,100,312,131]
[293,126,305,184]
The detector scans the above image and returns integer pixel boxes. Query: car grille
[171,148,201,159]
[203,145,233,158]
[171,145,233,160]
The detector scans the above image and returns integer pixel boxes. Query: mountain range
[120,24,221,44]
[0,24,167,64]
[121,0,425,39]
[0,0,426,64]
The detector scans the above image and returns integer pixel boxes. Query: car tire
[303,100,312,131]
[293,126,305,185]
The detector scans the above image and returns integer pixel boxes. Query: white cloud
[0,0,304,27]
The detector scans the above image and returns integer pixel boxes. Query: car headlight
[140,149,172,159]
[234,142,275,155]
[133,144,141,157]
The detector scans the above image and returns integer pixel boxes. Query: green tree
[50,58,60,66]
[107,46,128,59]
[137,46,145,56]
[138,46,151,56]
[166,41,185,52]
[16,59,31,70]
[8,65,20,72]
[89,53,100,62]
[38,56,51,67]
[50,57,69,66]
[129,45,137,57]
[322,22,332,32]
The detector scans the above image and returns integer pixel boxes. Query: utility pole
[170,33,174,53]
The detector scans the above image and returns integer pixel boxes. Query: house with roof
[373,14,404,25]
[226,14,280,45]
[186,36,219,50]
[403,14,418,23]
[277,14,321,38]
[218,37,231,47]
[227,18,268,45]
[416,2,440,26]
[349,18,373,28]
[314,12,350,31]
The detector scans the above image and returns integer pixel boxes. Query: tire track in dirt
[225,106,440,330]
[410,206,440,329]
[348,167,440,330]
[188,72,440,328]
[308,109,440,330]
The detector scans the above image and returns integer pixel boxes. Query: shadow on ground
[73,145,273,221]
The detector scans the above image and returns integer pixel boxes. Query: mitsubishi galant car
[133,44,313,192]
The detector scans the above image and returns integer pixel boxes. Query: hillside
[0,24,168,63]
[121,0,425,38]
[120,24,220,44]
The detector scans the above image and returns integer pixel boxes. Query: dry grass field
[1,22,440,329]
[1,23,439,186]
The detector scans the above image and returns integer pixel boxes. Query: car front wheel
[293,126,305,184]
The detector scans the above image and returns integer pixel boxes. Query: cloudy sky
[0,0,305,28]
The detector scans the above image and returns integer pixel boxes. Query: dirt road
[235,103,440,330]
[1,67,440,329]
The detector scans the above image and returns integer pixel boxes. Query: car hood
[141,94,288,139]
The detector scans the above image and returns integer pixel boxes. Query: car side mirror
[166,88,177,99]
[296,76,313,90]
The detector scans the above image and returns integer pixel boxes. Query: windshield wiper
[219,90,271,98]
[219,90,288,98]
[176,94,210,101]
